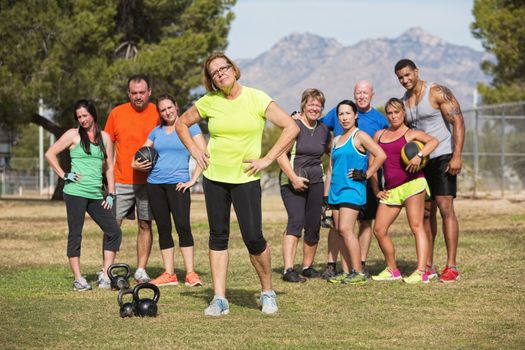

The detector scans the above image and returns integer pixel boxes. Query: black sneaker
[321,264,337,280]
[301,266,321,278]
[283,268,306,283]
[361,262,370,278]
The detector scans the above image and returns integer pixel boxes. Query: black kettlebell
[108,263,131,290]
[117,288,134,318]
[133,283,160,317]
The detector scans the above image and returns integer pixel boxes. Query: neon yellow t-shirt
[195,86,272,184]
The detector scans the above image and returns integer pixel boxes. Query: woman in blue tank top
[132,94,207,287]
[325,100,386,285]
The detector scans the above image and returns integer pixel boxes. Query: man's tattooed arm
[432,85,463,123]
[431,84,465,174]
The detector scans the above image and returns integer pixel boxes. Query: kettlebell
[117,288,134,318]
[108,263,131,290]
[133,283,160,317]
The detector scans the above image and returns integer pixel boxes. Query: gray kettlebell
[133,283,160,317]
[108,263,131,290]
[117,288,134,318]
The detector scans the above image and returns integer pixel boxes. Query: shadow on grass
[270,259,420,277]
[365,259,419,275]
[84,266,210,284]
[180,287,286,311]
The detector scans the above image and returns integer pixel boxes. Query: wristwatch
[417,151,424,158]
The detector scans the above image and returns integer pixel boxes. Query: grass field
[0,195,524,349]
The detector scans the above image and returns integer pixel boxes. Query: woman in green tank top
[46,99,122,292]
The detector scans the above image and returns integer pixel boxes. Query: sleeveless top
[328,129,367,206]
[279,119,330,186]
[403,82,453,159]
[63,142,104,199]
[378,130,424,190]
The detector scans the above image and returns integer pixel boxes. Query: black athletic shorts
[424,154,457,199]
[358,182,380,221]
[330,202,362,211]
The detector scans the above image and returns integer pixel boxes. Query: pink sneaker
[425,265,438,280]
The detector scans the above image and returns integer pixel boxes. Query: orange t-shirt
[104,102,159,184]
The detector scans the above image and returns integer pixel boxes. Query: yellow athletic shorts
[380,177,430,206]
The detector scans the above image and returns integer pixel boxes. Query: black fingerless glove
[350,169,367,181]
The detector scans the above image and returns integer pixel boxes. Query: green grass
[0,196,524,349]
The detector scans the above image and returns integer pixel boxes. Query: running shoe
[342,271,368,285]
[260,290,278,315]
[73,277,92,292]
[134,268,151,283]
[150,272,178,286]
[185,271,203,287]
[301,266,321,278]
[328,272,350,284]
[96,274,111,289]
[372,267,402,281]
[425,265,439,280]
[321,264,337,280]
[204,296,230,316]
[283,268,306,283]
[403,270,429,284]
[361,262,370,278]
[439,266,460,283]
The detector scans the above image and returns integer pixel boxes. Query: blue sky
[226,0,482,59]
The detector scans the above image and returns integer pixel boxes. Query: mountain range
[237,27,490,114]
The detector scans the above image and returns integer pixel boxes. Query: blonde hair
[300,88,325,113]
[202,52,241,92]
[384,97,406,114]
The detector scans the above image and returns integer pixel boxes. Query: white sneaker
[204,296,230,316]
[260,290,278,315]
[73,277,92,292]
[134,268,151,283]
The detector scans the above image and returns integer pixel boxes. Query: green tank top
[63,142,104,199]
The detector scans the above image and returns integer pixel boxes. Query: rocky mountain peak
[397,27,446,46]
[272,32,343,54]
[238,29,488,112]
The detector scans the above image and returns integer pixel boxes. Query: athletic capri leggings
[280,182,324,243]
[202,177,267,255]
[146,183,194,249]
[63,193,121,257]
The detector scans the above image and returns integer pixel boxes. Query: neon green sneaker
[403,270,429,284]
[342,271,368,285]
[372,267,402,281]
[328,272,349,284]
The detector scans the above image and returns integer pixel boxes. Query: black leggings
[202,177,267,255]
[146,183,194,249]
[64,193,121,257]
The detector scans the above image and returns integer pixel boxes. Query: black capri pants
[202,177,267,255]
[64,193,121,257]
[280,182,324,243]
[146,183,194,249]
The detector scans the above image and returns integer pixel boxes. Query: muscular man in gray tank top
[394,59,465,283]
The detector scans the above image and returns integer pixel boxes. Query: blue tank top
[328,129,367,206]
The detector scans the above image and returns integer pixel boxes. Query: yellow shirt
[195,86,272,184]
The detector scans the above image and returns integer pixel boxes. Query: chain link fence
[461,101,525,199]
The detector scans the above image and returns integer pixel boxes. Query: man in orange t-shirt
[104,74,159,283]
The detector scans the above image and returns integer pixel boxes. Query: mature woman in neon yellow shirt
[176,52,299,316]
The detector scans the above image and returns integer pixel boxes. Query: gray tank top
[403,82,453,159]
